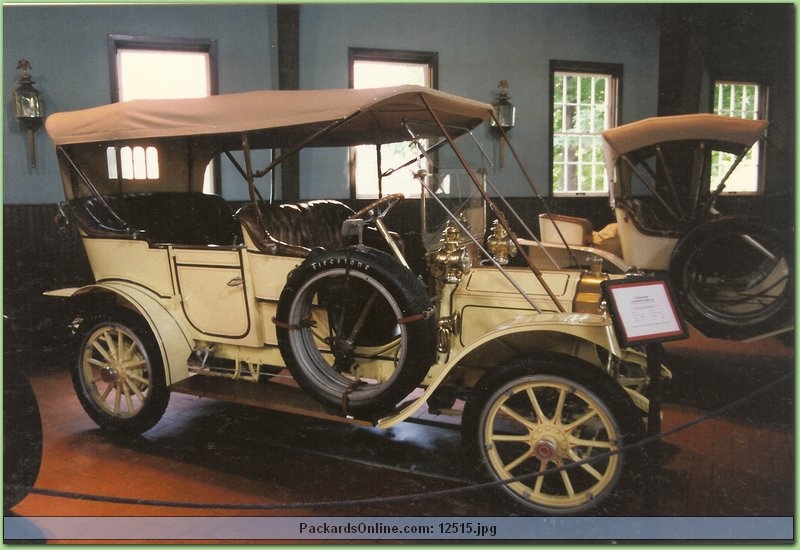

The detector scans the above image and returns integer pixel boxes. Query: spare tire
[275,247,436,418]
[669,216,793,340]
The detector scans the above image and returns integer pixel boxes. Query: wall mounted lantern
[490,80,516,166]
[13,59,46,168]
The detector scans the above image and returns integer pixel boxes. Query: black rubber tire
[669,216,793,340]
[462,354,645,516]
[4,366,43,511]
[276,247,436,418]
[71,308,170,434]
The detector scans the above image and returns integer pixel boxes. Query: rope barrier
[22,371,792,511]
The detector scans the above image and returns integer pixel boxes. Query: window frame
[348,47,438,199]
[107,34,220,193]
[108,34,219,102]
[549,60,622,197]
[709,77,768,195]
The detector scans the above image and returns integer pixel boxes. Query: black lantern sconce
[490,80,516,166]
[12,59,46,168]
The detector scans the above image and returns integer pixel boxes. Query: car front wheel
[463,356,643,515]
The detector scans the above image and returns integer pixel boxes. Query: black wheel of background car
[462,354,644,515]
[4,366,43,511]
[72,309,170,434]
[276,247,436,418]
[669,216,793,340]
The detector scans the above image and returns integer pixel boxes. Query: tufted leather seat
[236,200,405,258]
[235,200,355,257]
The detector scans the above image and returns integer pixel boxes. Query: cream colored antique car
[530,114,792,341]
[45,86,668,515]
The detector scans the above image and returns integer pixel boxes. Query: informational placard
[601,277,688,347]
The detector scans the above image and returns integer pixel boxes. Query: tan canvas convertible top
[602,113,768,176]
[45,85,493,147]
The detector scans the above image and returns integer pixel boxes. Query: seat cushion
[235,200,354,257]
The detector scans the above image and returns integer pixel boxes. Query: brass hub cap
[533,439,557,460]
[100,366,119,384]
[531,426,568,461]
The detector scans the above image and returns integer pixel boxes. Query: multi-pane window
[710,81,765,193]
[106,146,159,180]
[349,48,437,199]
[551,63,620,195]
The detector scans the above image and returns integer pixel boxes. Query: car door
[173,248,251,339]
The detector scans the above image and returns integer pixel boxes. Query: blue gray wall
[3,4,660,204]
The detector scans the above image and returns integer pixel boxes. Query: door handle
[227,276,244,287]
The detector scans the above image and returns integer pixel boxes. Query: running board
[170,375,373,427]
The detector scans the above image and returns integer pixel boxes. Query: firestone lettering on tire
[311,258,371,272]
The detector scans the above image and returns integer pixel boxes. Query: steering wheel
[348,193,405,224]
[347,193,409,268]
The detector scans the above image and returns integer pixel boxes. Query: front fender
[464,311,622,357]
[45,282,193,385]
[377,312,620,429]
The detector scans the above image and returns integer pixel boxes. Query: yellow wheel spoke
[568,450,607,481]
[122,340,139,362]
[526,388,548,423]
[569,436,612,449]
[88,357,109,369]
[581,461,606,482]
[503,448,536,473]
[121,359,147,371]
[564,408,599,432]
[559,462,576,497]
[498,403,538,430]
[553,387,567,426]
[92,339,114,364]
[125,378,146,402]
[100,383,113,400]
[531,461,547,496]
[116,330,125,361]
[102,331,119,361]
[126,371,149,386]
[113,385,122,414]
[123,383,135,413]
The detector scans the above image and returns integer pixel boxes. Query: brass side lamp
[13,59,46,168]
[490,80,516,166]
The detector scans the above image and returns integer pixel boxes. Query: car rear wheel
[463,355,644,515]
[669,216,793,340]
[72,309,169,434]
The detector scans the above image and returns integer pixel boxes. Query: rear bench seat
[65,192,242,247]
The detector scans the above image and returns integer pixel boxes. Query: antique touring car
[45,86,676,515]
[532,114,792,341]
